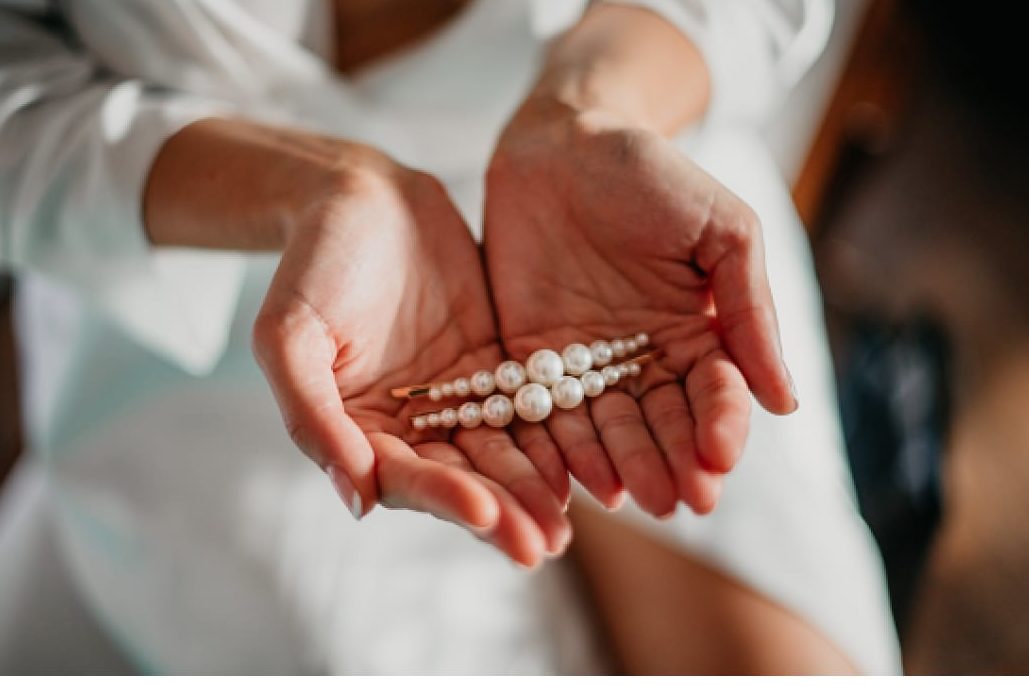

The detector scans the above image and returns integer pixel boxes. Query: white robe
[0,0,901,674]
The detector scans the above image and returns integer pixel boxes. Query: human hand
[483,102,797,517]
[238,138,570,566]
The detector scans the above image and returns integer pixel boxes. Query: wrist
[279,141,409,248]
[144,118,408,251]
[496,91,631,166]
[512,4,710,139]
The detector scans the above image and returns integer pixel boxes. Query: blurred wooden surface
[791,0,914,233]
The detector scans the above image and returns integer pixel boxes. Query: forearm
[527,3,711,136]
[143,118,398,250]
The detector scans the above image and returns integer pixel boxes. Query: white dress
[0,0,901,674]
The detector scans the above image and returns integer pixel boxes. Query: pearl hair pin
[390,332,650,401]
[407,350,656,430]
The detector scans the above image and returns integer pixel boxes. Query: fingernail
[786,366,800,410]
[327,465,363,520]
[605,491,627,512]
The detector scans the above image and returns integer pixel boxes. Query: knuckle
[480,434,514,457]
[597,412,639,435]
[402,169,447,206]
[251,311,284,361]
[737,203,761,235]
[518,432,557,458]
[563,437,604,463]
[621,447,657,466]
[694,370,736,400]
[667,439,696,461]
[647,404,685,433]
[502,473,543,500]
[718,203,761,253]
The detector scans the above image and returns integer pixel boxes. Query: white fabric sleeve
[599,0,834,126]
[0,9,244,376]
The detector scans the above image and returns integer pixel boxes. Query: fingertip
[329,413,380,507]
[544,519,574,558]
[465,487,503,530]
[508,527,548,570]
[679,469,722,515]
[757,390,798,416]
[656,502,679,520]
[636,482,679,519]
[756,365,799,416]
[697,414,746,473]
[439,471,502,530]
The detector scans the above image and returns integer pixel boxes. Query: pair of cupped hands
[251,100,798,568]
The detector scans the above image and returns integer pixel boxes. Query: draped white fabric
[0,0,901,674]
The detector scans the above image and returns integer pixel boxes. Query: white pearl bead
[635,332,649,347]
[551,376,585,410]
[411,415,428,430]
[453,377,471,397]
[561,343,593,376]
[440,407,458,428]
[611,339,627,358]
[525,349,564,387]
[441,382,454,397]
[627,361,642,376]
[482,394,515,427]
[495,361,527,394]
[602,365,621,386]
[624,338,638,354]
[581,370,606,397]
[458,401,482,429]
[470,370,495,397]
[514,382,553,422]
[426,412,441,427]
[590,341,613,366]
[616,363,630,376]
[429,387,443,401]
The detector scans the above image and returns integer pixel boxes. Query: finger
[510,422,571,506]
[695,203,797,415]
[373,433,499,530]
[253,306,376,516]
[423,439,550,567]
[590,391,678,518]
[686,349,751,474]
[456,428,571,556]
[545,406,625,510]
[639,382,723,514]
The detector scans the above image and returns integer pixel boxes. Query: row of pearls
[397,332,650,401]
[410,354,648,429]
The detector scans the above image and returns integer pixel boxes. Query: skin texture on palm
[485,106,795,517]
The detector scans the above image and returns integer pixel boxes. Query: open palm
[484,110,796,517]
[254,168,569,565]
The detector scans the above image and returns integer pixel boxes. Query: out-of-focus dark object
[837,315,950,638]
[912,0,1029,138]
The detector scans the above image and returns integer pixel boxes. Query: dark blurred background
[1,0,1028,674]
[797,0,1029,674]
